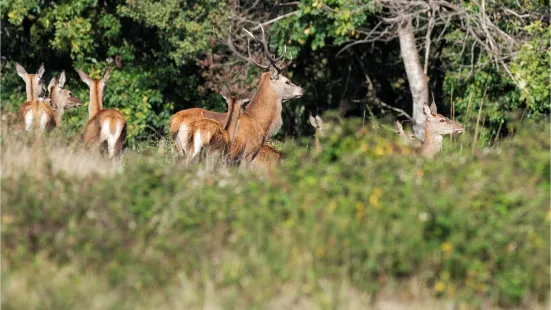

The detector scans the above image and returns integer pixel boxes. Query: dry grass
[9,255,546,310]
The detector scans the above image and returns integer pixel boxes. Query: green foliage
[1,0,225,146]
[510,21,551,115]
[2,120,549,308]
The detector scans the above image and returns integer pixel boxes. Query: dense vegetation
[2,118,549,309]
[2,0,549,145]
[1,0,549,308]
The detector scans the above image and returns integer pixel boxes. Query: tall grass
[1,113,549,309]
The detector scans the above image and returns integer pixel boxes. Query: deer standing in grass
[76,68,127,159]
[169,25,303,164]
[170,89,249,163]
[18,71,82,131]
[394,103,464,158]
[16,63,48,131]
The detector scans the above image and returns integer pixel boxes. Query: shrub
[1,119,549,308]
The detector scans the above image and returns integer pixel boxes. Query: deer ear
[309,115,317,128]
[58,71,67,88]
[423,104,433,120]
[269,66,279,80]
[315,116,323,128]
[394,120,404,134]
[75,69,92,86]
[15,63,28,79]
[102,67,112,83]
[220,87,231,102]
[48,77,57,93]
[429,102,437,114]
[36,63,45,79]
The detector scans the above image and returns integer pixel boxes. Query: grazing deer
[309,114,323,154]
[18,71,82,131]
[169,25,303,164]
[419,103,464,158]
[170,90,249,163]
[76,67,127,159]
[16,63,45,101]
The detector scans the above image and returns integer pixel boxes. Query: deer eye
[285,80,290,85]
[439,119,445,123]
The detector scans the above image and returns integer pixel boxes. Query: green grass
[1,116,549,309]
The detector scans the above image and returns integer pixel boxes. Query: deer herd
[13,26,464,170]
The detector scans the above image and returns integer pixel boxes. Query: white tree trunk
[398,18,429,140]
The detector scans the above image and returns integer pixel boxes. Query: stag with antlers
[170,24,303,164]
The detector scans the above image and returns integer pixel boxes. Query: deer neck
[420,124,443,157]
[50,90,64,125]
[224,102,242,144]
[245,73,282,137]
[26,76,38,101]
[88,81,103,120]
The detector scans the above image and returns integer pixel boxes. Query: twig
[250,11,300,30]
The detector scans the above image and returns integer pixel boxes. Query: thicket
[2,0,549,146]
[2,118,549,309]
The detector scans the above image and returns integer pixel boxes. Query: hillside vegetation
[2,117,549,309]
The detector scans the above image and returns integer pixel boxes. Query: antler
[233,24,293,72]
[226,26,270,71]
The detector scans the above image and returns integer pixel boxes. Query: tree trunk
[398,18,429,140]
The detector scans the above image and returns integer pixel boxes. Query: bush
[1,119,549,309]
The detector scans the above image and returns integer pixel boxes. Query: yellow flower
[369,187,382,207]
[434,281,446,293]
[440,242,454,254]
[374,145,385,156]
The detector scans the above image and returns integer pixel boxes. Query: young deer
[16,63,45,101]
[419,103,464,158]
[309,114,323,154]
[170,90,249,163]
[76,67,127,159]
[18,72,81,131]
[169,25,303,164]
[393,120,422,148]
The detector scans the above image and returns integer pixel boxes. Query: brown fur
[169,95,246,162]
[394,104,464,158]
[76,68,127,159]
[169,73,281,163]
[18,100,56,131]
[16,63,45,101]
[250,144,282,171]
[83,109,127,149]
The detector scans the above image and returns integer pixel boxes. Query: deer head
[394,120,417,140]
[16,63,45,101]
[48,71,82,111]
[423,103,464,136]
[75,67,112,119]
[225,25,303,100]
